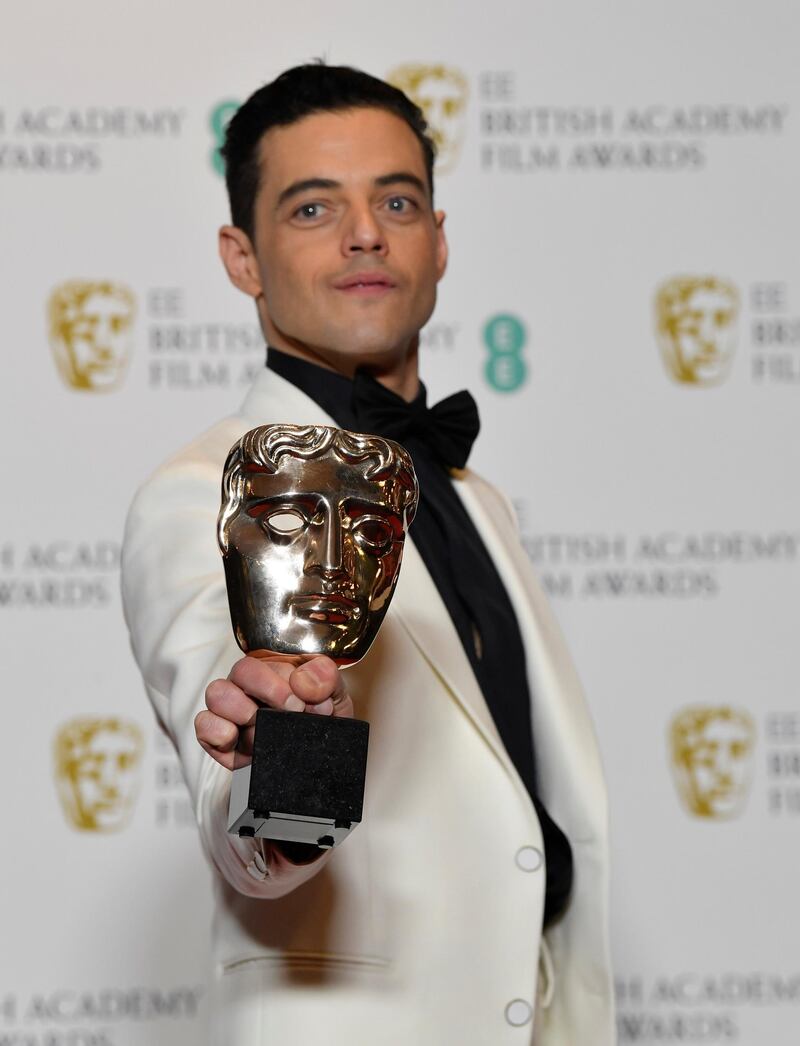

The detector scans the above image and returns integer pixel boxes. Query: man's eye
[294,202,326,220]
[263,509,306,536]
[352,516,394,551]
[386,196,416,214]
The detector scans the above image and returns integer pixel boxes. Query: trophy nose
[306,511,348,579]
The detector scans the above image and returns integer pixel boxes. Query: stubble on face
[249,108,447,397]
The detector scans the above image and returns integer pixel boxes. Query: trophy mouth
[290,593,362,625]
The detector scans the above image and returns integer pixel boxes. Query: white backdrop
[2,2,799,1043]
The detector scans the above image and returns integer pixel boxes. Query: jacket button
[515,845,543,872]
[505,999,533,1026]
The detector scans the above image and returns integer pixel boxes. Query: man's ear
[433,210,448,282]
[218,225,263,299]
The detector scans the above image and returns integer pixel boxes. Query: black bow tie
[351,370,480,470]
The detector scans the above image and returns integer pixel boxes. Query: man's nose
[341,203,388,257]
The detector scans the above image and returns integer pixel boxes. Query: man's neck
[267,338,420,403]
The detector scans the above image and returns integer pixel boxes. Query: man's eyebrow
[276,177,341,209]
[374,171,428,195]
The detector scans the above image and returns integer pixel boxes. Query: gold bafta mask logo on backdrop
[668,706,755,820]
[655,276,739,386]
[54,718,144,832]
[387,64,469,174]
[47,280,136,391]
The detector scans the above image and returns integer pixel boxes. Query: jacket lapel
[389,536,516,779]
[240,366,338,428]
[454,470,608,839]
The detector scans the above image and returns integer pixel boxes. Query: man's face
[58,289,133,390]
[243,107,447,378]
[223,450,407,664]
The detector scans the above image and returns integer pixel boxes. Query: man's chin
[326,327,414,356]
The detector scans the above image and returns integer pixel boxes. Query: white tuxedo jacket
[121,369,614,1045]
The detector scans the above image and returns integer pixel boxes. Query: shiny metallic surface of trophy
[218,423,418,847]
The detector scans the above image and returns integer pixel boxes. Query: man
[122,64,614,1044]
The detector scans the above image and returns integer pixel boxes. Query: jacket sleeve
[120,433,331,898]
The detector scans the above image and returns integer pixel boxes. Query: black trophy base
[227,707,369,848]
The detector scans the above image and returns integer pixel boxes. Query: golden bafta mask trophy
[218,423,418,848]
[655,276,739,387]
[53,717,144,833]
[388,63,469,175]
[47,280,136,392]
[669,705,755,820]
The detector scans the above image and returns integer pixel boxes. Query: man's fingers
[290,657,353,718]
[198,659,304,770]
[195,710,240,770]
[289,656,341,702]
[205,677,260,725]
[308,697,335,716]
[196,656,354,770]
[228,656,306,712]
[195,709,238,751]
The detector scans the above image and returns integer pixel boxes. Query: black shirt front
[267,348,573,925]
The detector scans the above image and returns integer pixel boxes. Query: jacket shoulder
[142,414,245,486]
[125,415,251,535]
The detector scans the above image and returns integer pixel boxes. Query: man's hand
[195,654,354,770]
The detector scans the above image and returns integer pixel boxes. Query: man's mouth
[333,271,396,296]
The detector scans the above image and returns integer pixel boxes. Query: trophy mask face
[54,718,144,832]
[48,280,135,391]
[219,425,418,665]
[656,276,739,386]
[669,706,755,819]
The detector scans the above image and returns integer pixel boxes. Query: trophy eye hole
[352,516,394,553]
[264,509,306,537]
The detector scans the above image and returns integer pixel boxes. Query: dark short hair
[220,63,437,240]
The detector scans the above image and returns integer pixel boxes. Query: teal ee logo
[209,100,240,176]
[483,313,528,392]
